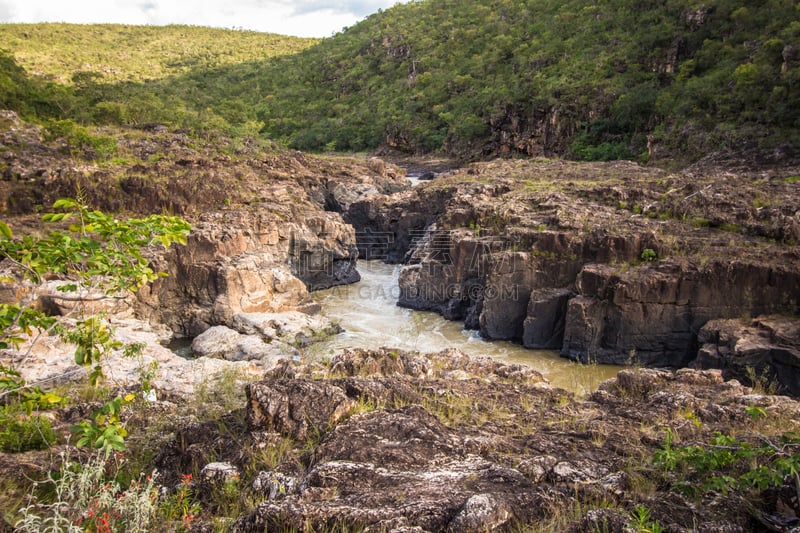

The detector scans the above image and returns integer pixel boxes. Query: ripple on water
[312,261,620,394]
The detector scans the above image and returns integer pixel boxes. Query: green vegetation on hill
[261,0,800,161]
[0,23,316,138]
[0,23,316,84]
[1,0,799,163]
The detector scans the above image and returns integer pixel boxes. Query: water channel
[313,261,621,394]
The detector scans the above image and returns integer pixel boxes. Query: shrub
[0,408,56,453]
[15,450,158,532]
[640,248,657,262]
[571,135,633,161]
[653,426,800,497]
[42,119,118,160]
[0,199,190,455]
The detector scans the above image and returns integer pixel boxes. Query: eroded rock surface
[373,159,800,378]
[0,116,410,398]
[1,115,409,338]
[141,348,800,532]
[696,315,800,395]
[0,315,263,397]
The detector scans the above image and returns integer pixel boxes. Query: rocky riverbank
[229,349,800,532]
[346,158,800,394]
[0,111,408,392]
[2,113,800,530]
[44,348,800,532]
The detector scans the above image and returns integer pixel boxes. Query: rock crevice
[352,159,800,388]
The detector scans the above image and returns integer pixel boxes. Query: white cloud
[0,0,410,37]
[0,2,13,21]
[290,0,399,17]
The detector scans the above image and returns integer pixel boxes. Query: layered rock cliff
[0,112,409,340]
[353,159,800,392]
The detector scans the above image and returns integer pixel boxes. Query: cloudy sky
[0,0,411,38]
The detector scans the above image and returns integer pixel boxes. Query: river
[312,261,621,394]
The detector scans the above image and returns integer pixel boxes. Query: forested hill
[0,23,316,138]
[264,0,800,162]
[2,0,800,165]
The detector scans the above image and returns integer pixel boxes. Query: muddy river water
[313,261,621,394]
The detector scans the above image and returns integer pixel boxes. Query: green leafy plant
[652,427,678,472]
[71,393,136,455]
[468,220,482,236]
[628,504,664,533]
[43,119,119,160]
[0,366,65,413]
[0,302,57,352]
[0,198,190,453]
[653,424,800,496]
[640,248,657,262]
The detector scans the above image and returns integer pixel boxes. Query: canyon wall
[352,160,800,392]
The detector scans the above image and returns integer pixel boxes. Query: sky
[0,0,411,38]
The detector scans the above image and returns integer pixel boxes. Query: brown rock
[245,378,355,440]
[696,315,800,395]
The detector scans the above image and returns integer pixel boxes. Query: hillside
[0,23,316,137]
[1,0,800,164]
[259,0,800,162]
[0,23,316,83]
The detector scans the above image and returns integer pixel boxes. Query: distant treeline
[1,0,799,163]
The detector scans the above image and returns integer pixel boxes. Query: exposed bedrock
[163,348,800,532]
[344,178,511,263]
[384,159,800,375]
[138,209,359,336]
[562,260,800,366]
[696,316,800,395]
[399,226,800,369]
[1,120,413,340]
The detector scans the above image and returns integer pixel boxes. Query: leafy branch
[0,198,190,454]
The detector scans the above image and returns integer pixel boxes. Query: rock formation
[0,114,406,391]
[354,159,800,384]
[697,315,800,395]
[0,113,409,339]
[144,348,800,532]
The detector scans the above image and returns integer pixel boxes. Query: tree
[0,198,190,454]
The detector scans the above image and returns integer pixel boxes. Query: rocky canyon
[1,112,800,531]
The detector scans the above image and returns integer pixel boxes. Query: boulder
[251,471,299,500]
[478,252,534,340]
[138,209,359,336]
[695,315,800,395]
[199,462,241,492]
[190,325,290,362]
[231,311,337,347]
[245,378,355,440]
[561,260,800,367]
[0,316,262,398]
[362,158,800,383]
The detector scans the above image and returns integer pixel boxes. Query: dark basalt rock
[696,315,800,395]
[523,288,573,349]
[373,159,800,381]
